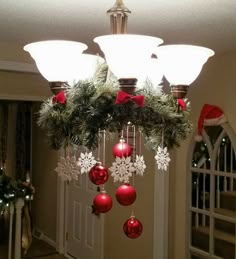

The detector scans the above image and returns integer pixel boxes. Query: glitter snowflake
[155,146,171,171]
[55,155,80,181]
[134,155,146,176]
[109,156,136,183]
[77,152,96,174]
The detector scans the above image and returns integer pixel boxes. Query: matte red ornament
[123,216,143,239]
[112,138,132,158]
[52,91,66,104]
[93,191,113,213]
[89,162,109,185]
[116,183,136,206]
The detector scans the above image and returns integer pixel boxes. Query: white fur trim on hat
[194,134,203,142]
[204,113,227,126]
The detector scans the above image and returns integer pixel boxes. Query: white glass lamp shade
[137,57,163,87]
[24,40,88,82]
[68,54,105,85]
[94,34,163,79]
[157,44,214,86]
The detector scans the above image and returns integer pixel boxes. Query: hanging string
[121,128,124,157]
[132,125,136,185]
[138,127,142,156]
[97,129,101,162]
[132,124,136,160]
[100,129,106,191]
[126,123,129,144]
[121,129,124,138]
[161,127,164,148]
[131,124,136,216]
[65,145,69,158]
[102,130,106,165]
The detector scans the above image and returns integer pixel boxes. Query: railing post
[14,198,24,259]
[8,202,15,259]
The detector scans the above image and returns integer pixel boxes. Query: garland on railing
[0,169,34,212]
[37,64,193,152]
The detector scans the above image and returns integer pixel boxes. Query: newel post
[14,198,24,259]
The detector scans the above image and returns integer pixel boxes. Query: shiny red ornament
[89,162,109,185]
[116,183,136,206]
[93,191,113,213]
[123,216,143,239]
[112,138,132,158]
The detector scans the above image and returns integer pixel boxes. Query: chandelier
[22,0,216,239]
[23,0,214,98]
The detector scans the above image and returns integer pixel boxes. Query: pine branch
[37,63,193,151]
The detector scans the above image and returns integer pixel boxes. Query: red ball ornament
[112,138,132,158]
[116,183,136,206]
[123,216,143,239]
[93,191,113,213]
[89,162,109,185]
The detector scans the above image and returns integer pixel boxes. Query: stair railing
[202,163,206,227]
[8,202,14,259]
[223,143,227,192]
[195,175,199,228]
[230,144,234,191]
[8,198,24,259]
[216,148,220,208]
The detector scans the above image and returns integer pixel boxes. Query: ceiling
[0,0,236,57]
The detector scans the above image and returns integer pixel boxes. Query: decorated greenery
[0,169,34,212]
[38,64,192,151]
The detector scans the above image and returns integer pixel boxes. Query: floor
[37,255,67,259]
[0,237,67,259]
[0,216,68,259]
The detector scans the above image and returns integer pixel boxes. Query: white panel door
[66,173,104,259]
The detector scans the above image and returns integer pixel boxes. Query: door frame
[153,165,170,259]
[56,175,66,254]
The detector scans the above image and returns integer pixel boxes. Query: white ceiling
[0,0,236,56]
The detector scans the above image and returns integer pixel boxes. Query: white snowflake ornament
[55,155,80,181]
[155,146,171,171]
[109,156,135,183]
[77,152,96,174]
[134,155,146,176]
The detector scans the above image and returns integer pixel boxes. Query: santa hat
[195,104,227,142]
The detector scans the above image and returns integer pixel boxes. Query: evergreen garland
[0,170,34,212]
[38,65,193,151]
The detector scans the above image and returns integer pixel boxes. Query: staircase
[191,191,236,259]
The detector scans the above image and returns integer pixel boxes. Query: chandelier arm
[170,85,189,99]
[118,78,137,94]
[49,82,70,95]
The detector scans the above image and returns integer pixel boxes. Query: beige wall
[0,42,32,62]
[31,102,58,241]
[0,41,51,100]
[0,71,50,100]
[170,51,236,258]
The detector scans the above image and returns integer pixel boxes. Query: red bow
[178,99,186,111]
[115,91,145,107]
[52,91,66,105]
